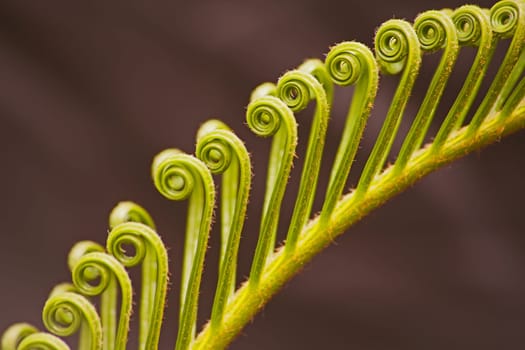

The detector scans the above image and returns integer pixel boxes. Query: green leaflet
[67,242,114,350]
[354,19,422,199]
[432,5,495,150]
[152,150,215,350]
[42,290,102,350]
[278,68,330,253]
[196,120,252,329]
[108,202,161,350]
[107,222,168,350]
[320,41,379,224]
[71,252,133,350]
[246,93,298,285]
[468,0,525,133]
[393,10,460,173]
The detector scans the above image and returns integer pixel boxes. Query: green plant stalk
[192,101,525,349]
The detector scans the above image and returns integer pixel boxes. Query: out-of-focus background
[1,0,524,349]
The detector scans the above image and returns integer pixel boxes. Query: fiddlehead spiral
[325,43,364,86]
[17,333,71,350]
[374,20,420,75]
[454,6,486,45]
[468,0,525,132]
[71,252,132,350]
[196,120,234,173]
[106,222,168,350]
[355,19,421,197]
[109,201,156,230]
[1,323,38,350]
[414,11,451,52]
[196,119,251,328]
[107,202,157,350]
[151,150,215,350]
[320,41,379,223]
[67,241,114,350]
[42,291,102,350]
[277,70,329,253]
[492,0,523,37]
[246,94,297,285]
[433,5,495,150]
[277,71,313,112]
[493,0,525,112]
[393,10,459,173]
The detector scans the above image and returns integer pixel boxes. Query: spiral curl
[195,119,252,327]
[17,333,70,350]
[246,92,298,284]
[276,71,314,112]
[355,20,420,196]
[1,323,38,350]
[152,148,196,201]
[196,121,234,174]
[153,153,214,350]
[72,252,131,350]
[325,43,363,86]
[468,0,525,132]
[67,241,105,282]
[106,223,153,268]
[276,68,329,252]
[109,201,156,230]
[453,5,487,45]
[415,11,450,52]
[320,41,379,222]
[491,0,522,37]
[246,96,293,137]
[393,10,459,173]
[375,20,420,75]
[72,253,129,298]
[106,221,168,350]
[42,292,101,349]
[432,5,493,149]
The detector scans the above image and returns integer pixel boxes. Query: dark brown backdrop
[1,0,525,349]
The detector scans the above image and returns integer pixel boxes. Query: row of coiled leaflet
[2,0,525,349]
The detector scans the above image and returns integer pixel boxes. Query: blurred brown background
[1,0,525,349]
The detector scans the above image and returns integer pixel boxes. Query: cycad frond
[3,1,525,349]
